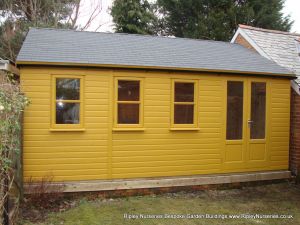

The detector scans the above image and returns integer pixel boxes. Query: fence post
[3,176,8,225]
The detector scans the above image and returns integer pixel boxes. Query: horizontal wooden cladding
[111,154,222,163]
[21,67,290,182]
[112,139,221,146]
[24,174,108,182]
[270,79,290,168]
[23,146,108,153]
[112,133,220,140]
[112,143,219,151]
[112,168,222,179]
[112,150,221,158]
[25,163,107,171]
[23,152,107,159]
[24,154,108,162]
[24,169,108,178]
[112,159,221,168]
[23,134,108,141]
[23,140,107,147]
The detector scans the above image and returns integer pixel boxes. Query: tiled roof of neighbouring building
[232,24,300,82]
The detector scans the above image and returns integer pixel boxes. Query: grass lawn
[20,182,300,225]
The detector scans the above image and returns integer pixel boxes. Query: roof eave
[16,60,296,79]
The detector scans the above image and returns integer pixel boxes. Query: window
[115,78,143,128]
[52,75,83,129]
[226,81,243,140]
[171,80,198,128]
[250,82,266,139]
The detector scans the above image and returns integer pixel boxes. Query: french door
[223,78,269,171]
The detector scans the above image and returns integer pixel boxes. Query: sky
[77,0,300,33]
[282,0,300,33]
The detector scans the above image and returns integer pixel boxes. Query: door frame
[222,77,270,172]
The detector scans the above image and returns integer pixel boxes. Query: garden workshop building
[17,28,295,192]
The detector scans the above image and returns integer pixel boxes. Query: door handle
[248,119,253,127]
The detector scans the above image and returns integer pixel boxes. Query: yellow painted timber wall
[20,67,290,182]
[270,79,291,169]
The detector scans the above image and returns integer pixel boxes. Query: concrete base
[24,170,291,193]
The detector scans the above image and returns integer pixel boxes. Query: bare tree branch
[79,0,103,31]
[70,0,81,28]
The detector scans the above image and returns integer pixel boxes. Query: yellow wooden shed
[17,28,295,192]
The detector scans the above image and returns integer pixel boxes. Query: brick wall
[290,88,300,175]
[234,34,257,52]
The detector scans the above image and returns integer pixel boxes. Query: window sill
[49,128,86,132]
[170,128,200,131]
[112,128,145,132]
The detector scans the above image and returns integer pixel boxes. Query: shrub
[0,73,29,224]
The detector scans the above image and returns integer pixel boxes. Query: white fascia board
[0,62,7,70]
[231,28,270,60]
[231,28,241,43]
[291,80,300,95]
[0,60,19,75]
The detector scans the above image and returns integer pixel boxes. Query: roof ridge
[28,27,234,45]
[238,24,300,37]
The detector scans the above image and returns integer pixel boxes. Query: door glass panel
[250,82,266,139]
[226,81,243,140]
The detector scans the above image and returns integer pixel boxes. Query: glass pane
[174,104,194,124]
[56,78,80,100]
[118,80,140,101]
[226,81,243,140]
[56,102,80,124]
[250,82,266,139]
[118,104,139,124]
[175,82,194,102]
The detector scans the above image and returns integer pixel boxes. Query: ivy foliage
[0,74,29,174]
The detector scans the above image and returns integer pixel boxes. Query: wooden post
[3,176,8,225]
